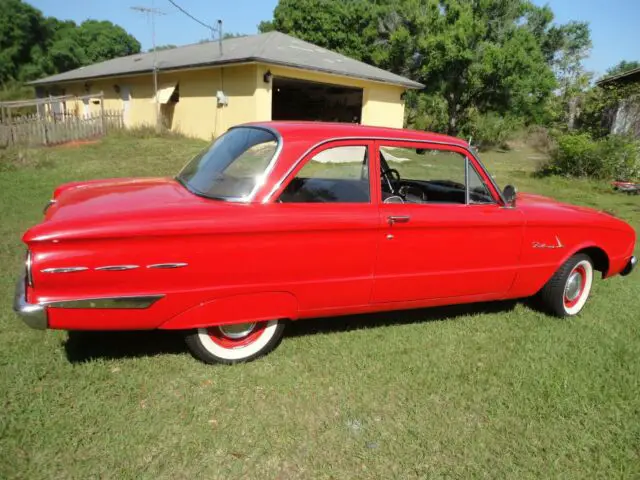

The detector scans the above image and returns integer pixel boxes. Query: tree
[149,44,177,52]
[0,0,141,85]
[260,0,586,134]
[75,20,141,64]
[606,60,640,78]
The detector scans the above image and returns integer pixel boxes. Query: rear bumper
[621,256,637,277]
[13,276,47,330]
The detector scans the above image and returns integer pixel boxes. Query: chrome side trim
[95,265,139,271]
[25,250,33,287]
[13,275,47,329]
[41,267,88,274]
[48,295,164,309]
[261,136,506,205]
[147,263,188,269]
[43,199,57,214]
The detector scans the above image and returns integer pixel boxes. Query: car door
[267,140,379,313]
[371,140,524,304]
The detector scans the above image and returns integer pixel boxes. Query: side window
[468,165,495,204]
[380,146,466,204]
[279,146,370,203]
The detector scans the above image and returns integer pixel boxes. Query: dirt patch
[51,139,102,149]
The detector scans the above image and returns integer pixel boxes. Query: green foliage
[605,60,640,78]
[542,133,640,180]
[0,0,140,85]
[149,44,177,52]
[262,0,591,135]
[462,113,524,150]
[524,125,557,155]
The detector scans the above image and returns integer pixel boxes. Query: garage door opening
[272,77,363,123]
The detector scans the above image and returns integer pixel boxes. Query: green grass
[1,137,639,479]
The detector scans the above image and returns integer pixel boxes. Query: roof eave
[596,66,640,86]
[28,57,424,90]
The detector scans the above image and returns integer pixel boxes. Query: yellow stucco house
[30,32,423,139]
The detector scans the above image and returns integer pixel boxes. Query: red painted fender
[158,292,298,330]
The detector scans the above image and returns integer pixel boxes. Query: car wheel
[538,253,594,317]
[184,320,285,364]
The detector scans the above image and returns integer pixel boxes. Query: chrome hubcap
[565,271,583,301]
[218,322,256,339]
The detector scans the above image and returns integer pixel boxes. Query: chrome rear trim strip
[146,263,188,269]
[95,265,140,271]
[47,295,164,309]
[41,267,88,274]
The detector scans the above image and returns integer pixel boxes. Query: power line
[166,0,218,36]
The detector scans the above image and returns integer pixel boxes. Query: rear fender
[158,292,298,330]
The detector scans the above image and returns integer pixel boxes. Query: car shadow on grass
[63,300,518,363]
[285,300,518,338]
[64,330,188,363]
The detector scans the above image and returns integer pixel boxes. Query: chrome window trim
[466,160,497,206]
[47,295,164,309]
[95,265,139,271]
[41,267,89,274]
[464,157,470,205]
[147,263,188,269]
[262,136,507,205]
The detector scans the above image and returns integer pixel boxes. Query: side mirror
[503,185,517,207]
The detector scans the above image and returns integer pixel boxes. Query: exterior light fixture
[263,70,272,83]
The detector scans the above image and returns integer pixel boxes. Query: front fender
[158,291,298,330]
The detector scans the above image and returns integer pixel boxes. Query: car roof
[244,121,468,148]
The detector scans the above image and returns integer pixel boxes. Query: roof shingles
[30,31,423,89]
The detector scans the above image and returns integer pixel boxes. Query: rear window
[177,127,278,200]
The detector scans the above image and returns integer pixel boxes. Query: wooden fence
[0,92,124,148]
[0,110,124,148]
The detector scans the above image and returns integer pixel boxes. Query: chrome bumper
[621,256,637,277]
[13,276,47,330]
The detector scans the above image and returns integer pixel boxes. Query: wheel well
[577,247,609,277]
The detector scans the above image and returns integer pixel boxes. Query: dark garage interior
[271,77,363,123]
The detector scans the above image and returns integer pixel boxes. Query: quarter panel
[31,202,379,330]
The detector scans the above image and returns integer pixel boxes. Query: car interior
[278,147,495,204]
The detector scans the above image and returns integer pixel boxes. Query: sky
[29,0,640,78]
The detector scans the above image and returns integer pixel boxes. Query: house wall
[48,63,408,140]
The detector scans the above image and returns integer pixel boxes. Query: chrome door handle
[387,215,411,225]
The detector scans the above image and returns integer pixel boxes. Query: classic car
[14,122,637,364]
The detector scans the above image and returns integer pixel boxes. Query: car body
[14,122,637,363]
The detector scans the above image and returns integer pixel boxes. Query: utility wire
[166,0,217,34]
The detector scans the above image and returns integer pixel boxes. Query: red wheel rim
[207,322,267,349]
[564,265,586,308]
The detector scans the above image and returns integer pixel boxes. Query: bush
[541,132,640,180]
[463,113,524,150]
[524,125,557,155]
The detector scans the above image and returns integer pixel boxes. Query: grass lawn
[1,134,639,479]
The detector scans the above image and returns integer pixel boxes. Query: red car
[14,122,637,364]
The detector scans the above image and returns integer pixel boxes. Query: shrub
[541,132,640,180]
[524,125,557,155]
[463,113,523,150]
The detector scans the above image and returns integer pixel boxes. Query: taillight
[25,250,33,287]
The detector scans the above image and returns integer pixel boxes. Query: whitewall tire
[185,320,285,364]
[538,254,594,317]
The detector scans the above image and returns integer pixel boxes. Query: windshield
[177,127,279,200]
